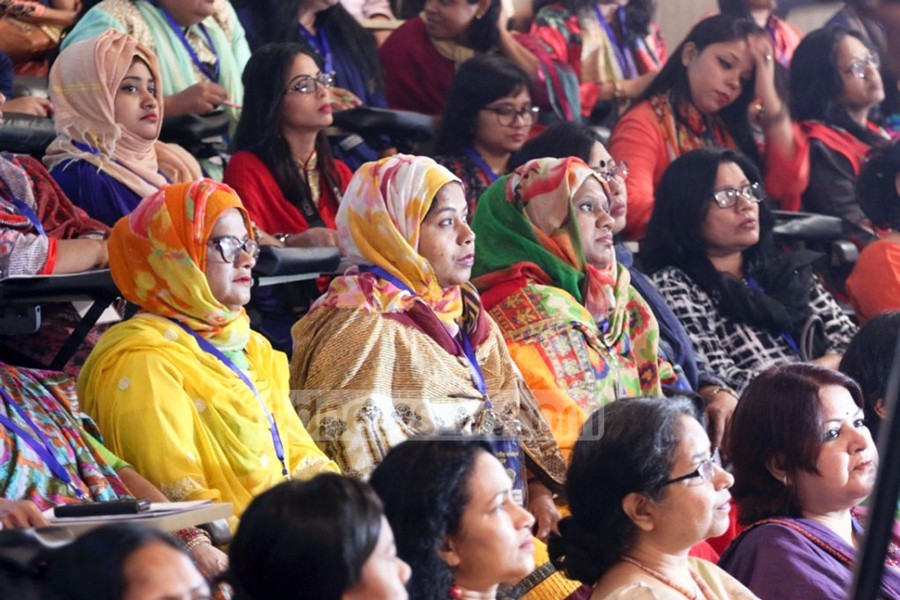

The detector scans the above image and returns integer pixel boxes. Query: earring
[450,584,463,599]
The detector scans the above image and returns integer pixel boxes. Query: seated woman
[530,0,665,122]
[846,140,900,322]
[720,364,900,598]
[470,157,676,457]
[0,0,81,77]
[77,179,339,530]
[718,0,802,66]
[289,155,566,526]
[548,397,754,599]
[644,148,857,394]
[609,14,807,239]
[43,30,202,227]
[435,54,538,216]
[791,25,893,243]
[228,474,410,599]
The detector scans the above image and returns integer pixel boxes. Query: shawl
[650,92,734,163]
[312,154,465,328]
[44,30,201,202]
[800,120,882,176]
[107,179,251,355]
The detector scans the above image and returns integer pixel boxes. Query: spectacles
[662,449,722,486]
[844,54,880,79]
[284,72,336,95]
[481,103,540,127]
[594,160,630,183]
[207,235,261,264]
[710,182,764,209]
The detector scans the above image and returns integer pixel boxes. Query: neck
[802,507,856,548]
[283,129,318,164]
[297,7,316,31]
[708,251,744,280]
[599,3,619,20]
[452,583,498,600]
[625,543,697,595]
[157,0,203,27]
[471,143,509,175]
[750,8,771,28]
[846,106,871,129]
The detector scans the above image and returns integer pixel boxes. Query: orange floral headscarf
[108,179,253,352]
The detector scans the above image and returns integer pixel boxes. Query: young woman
[435,54,537,216]
[718,0,802,66]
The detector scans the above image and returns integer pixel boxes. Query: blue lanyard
[593,5,637,80]
[745,275,800,354]
[0,388,83,498]
[464,148,499,184]
[359,265,487,395]
[148,0,220,83]
[7,197,45,236]
[72,142,172,187]
[297,24,333,74]
[169,320,289,479]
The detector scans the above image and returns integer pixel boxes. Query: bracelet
[274,232,291,244]
[705,386,738,401]
[174,527,211,553]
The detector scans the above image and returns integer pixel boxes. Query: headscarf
[108,179,252,355]
[43,29,201,199]
[312,154,466,327]
[471,157,617,321]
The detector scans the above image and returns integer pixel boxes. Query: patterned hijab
[471,157,617,321]
[108,179,252,353]
[312,154,466,327]
[43,29,201,199]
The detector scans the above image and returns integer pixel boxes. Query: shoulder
[210,0,240,39]
[649,266,695,288]
[381,16,426,49]
[225,150,270,174]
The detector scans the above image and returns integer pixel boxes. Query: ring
[764,54,773,64]
[341,95,353,102]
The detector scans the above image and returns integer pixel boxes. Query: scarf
[649,92,735,162]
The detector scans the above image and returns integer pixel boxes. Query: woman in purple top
[721,363,900,599]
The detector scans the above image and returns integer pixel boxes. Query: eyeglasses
[481,103,540,127]
[710,182,764,209]
[844,54,880,79]
[593,160,630,183]
[662,449,722,486]
[207,235,261,264]
[284,72,336,95]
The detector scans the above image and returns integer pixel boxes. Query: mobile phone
[54,499,151,518]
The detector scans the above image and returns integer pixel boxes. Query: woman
[435,54,538,216]
[77,179,339,530]
[791,25,893,240]
[43,30,202,227]
[470,157,676,457]
[643,148,857,395]
[846,140,900,322]
[720,364,900,598]
[289,155,566,527]
[609,14,807,240]
[229,474,410,600]
[718,0,802,66]
[548,397,755,599]
[530,0,665,121]
[0,0,81,77]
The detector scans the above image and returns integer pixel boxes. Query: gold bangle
[706,386,738,401]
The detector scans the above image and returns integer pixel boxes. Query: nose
[142,88,157,108]
[848,423,873,452]
[512,499,536,531]
[596,207,615,229]
[398,557,412,586]
[712,464,734,489]
[236,246,256,270]
[459,220,475,245]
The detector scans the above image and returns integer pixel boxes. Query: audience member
[435,54,537,216]
[0,52,52,117]
[720,364,900,599]
[643,148,857,394]
[43,30,201,227]
[548,397,754,599]
[610,14,807,239]
[718,0,801,65]
[0,0,81,77]
[77,179,338,530]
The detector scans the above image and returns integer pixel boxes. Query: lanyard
[297,24,334,74]
[0,388,84,498]
[169,320,289,479]
[148,0,220,83]
[72,142,172,187]
[8,197,45,236]
[464,148,499,184]
[359,265,487,395]
[593,5,637,80]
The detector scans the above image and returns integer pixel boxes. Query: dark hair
[508,121,604,170]
[729,364,865,524]
[857,139,900,229]
[548,397,700,584]
[840,311,900,436]
[43,524,185,600]
[717,0,752,19]
[789,25,886,147]
[233,43,343,225]
[369,438,492,600]
[636,14,770,166]
[435,55,532,156]
[466,0,502,52]
[228,474,384,600]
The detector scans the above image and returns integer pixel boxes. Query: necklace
[620,556,718,600]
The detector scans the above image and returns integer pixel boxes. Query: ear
[621,492,656,533]
[875,397,888,420]
[681,41,697,68]
[766,456,791,486]
[437,535,462,569]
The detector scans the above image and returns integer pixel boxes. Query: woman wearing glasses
[643,148,856,398]
[435,55,538,216]
[78,179,339,530]
[790,25,894,244]
[549,396,756,599]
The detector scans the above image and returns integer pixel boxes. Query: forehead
[702,39,752,67]
[286,53,319,79]
[713,161,750,187]
[465,452,510,501]
[836,35,870,62]
[430,182,467,211]
[487,87,532,105]
[816,384,860,418]
[670,415,708,464]
[210,208,248,236]
[124,58,153,78]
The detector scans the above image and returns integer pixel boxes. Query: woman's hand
[285,228,339,248]
[330,87,362,112]
[189,541,229,580]
[701,386,738,453]
[165,82,229,116]
[0,499,51,529]
[811,353,842,370]
[527,481,559,541]
[3,95,52,117]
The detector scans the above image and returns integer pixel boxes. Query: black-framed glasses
[481,103,540,126]
[284,72,336,95]
[844,54,880,79]
[662,449,721,486]
[593,160,630,183]
[207,236,260,264]
[710,182,764,209]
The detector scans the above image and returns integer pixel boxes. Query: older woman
[77,179,338,530]
[549,397,755,598]
[44,30,201,227]
[720,364,900,598]
[644,148,857,394]
[470,157,676,457]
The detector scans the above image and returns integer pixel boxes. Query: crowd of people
[1,0,900,598]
